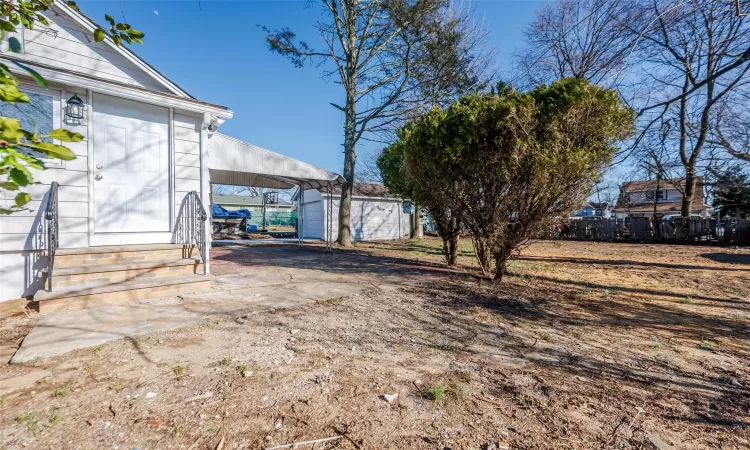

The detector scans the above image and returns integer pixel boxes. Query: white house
[0,1,343,310]
[612,178,711,219]
[297,183,412,241]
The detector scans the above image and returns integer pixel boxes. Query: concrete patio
[11,243,453,363]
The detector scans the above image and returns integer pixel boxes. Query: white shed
[299,183,412,241]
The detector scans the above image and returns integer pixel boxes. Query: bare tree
[590,179,622,209]
[518,0,750,218]
[396,1,495,121]
[355,151,384,183]
[263,0,490,246]
[212,185,295,203]
[515,0,638,88]
[714,98,750,163]
[632,0,750,216]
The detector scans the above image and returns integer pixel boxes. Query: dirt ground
[1,239,748,449]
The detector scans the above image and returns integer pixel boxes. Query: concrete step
[33,274,214,313]
[51,258,204,289]
[55,244,198,267]
[56,244,186,255]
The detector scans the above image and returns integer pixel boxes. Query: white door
[91,93,171,245]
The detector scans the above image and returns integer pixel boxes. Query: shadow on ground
[403,279,750,429]
[701,252,750,265]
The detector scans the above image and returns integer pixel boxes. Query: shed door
[91,93,170,244]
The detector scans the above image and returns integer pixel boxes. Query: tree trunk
[337,19,358,248]
[447,231,459,266]
[493,259,506,282]
[471,235,492,277]
[337,127,356,246]
[440,233,460,265]
[653,178,661,241]
[411,203,422,239]
[493,244,514,281]
[681,169,696,217]
[438,216,459,265]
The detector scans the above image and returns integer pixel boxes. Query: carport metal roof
[207,133,345,190]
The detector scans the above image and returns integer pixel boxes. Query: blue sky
[79,0,545,175]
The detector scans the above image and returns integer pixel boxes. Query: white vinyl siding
[173,113,203,220]
[0,84,89,299]
[301,190,411,241]
[627,188,683,204]
[0,85,88,252]
[18,12,170,93]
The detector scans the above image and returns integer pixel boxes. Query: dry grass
[0,239,748,449]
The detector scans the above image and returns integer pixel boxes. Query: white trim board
[0,58,233,119]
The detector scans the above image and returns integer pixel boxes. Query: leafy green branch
[0,0,144,214]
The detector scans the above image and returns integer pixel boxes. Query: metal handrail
[185,191,208,274]
[44,182,59,291]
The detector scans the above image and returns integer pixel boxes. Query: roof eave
[1,58,233,118]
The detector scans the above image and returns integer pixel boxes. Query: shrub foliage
[382,78,634,279]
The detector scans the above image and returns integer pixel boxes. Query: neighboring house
[572,202,611,218]
[211,194,293,214]
[612,178,711,219]
[296,183,412,241]
[0,1,343,306]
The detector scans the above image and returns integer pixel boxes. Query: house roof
[317,183,397,199]
[212,194,292,207]
[53,0,195,99]
[621,178,705,193]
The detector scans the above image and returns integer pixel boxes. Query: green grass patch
[49,414,63,428]
[205,420,221,436]
[16,412,41,434]
[93,343,108,354]
[109,379,127,393]
[428,383,449,402]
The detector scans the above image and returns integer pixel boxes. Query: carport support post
[326,181,333,252]
[298,185,304,245]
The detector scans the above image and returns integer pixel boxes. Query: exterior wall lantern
[65,93,85,120]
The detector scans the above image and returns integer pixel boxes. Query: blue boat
[211,204,251,233]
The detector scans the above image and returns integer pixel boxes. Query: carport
[206,133,345,250]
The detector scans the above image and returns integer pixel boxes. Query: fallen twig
[473,394,505,408]
[265,435,342,450]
